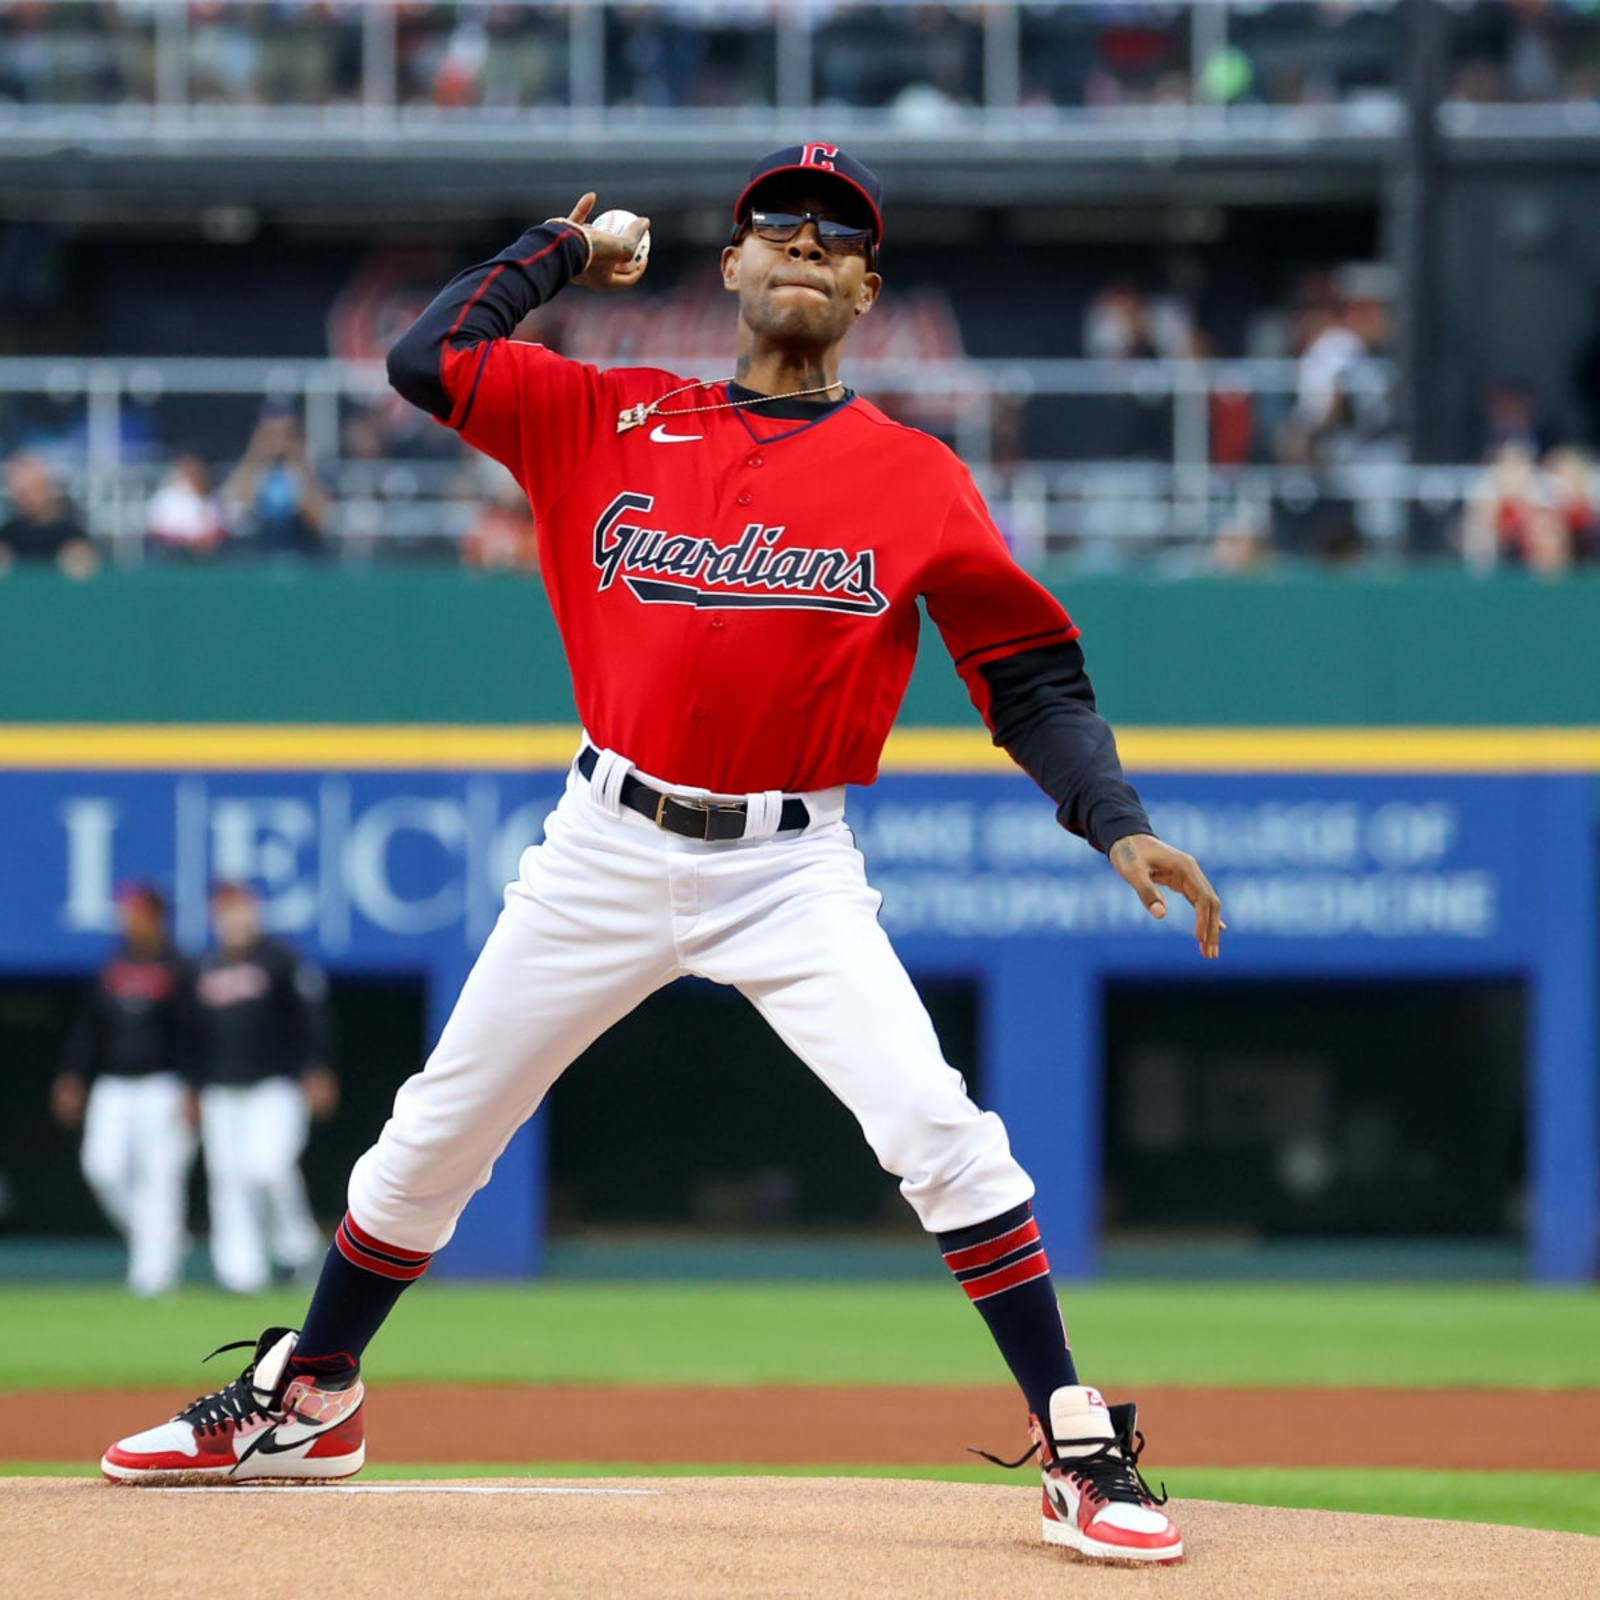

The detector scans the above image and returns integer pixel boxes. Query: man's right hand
[557,193,651,293]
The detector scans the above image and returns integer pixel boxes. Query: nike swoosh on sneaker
[246,1428,316,1457]
[227,1425,311,1472]
[1045,1478,1075,1518]
[649,424,702,443]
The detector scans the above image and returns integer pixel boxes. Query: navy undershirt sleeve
[385,222,589,419]
[978,640,1154,853]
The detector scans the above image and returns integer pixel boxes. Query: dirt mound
[10,1383,1600,1469]
[5,1477,1597,1599]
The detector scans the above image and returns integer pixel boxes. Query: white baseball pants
[200,1079,322,1293]
[80,1073,195,1297]
[348,757,1034,1254]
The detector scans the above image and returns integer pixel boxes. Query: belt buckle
[657,792,745,841]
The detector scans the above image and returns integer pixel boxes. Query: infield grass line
[3,1283,1598,1390]
[5,1462,1598,1537]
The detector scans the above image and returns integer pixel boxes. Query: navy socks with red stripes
[289,1212,433,1385]
[937,1200,1078,1422]
[291,1202,1076,1414]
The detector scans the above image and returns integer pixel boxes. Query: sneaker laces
[968,1422,1168,1508]
[172,1338,282,1437]
[1053,1430,1169,1510]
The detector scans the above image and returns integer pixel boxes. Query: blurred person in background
[222,402,331,559]
[0,450,98,577]
[1543,445,1600,564]
[1481,379,1548,458]
[1274,263,1397,564]
[430,16,489,108]
[1210,501,1274,573]
[1083,277,1193,362]
[145,450,227,562]
[1462,442,1564,575]
[462,457,539,572]
[193,881,338,1293]
[49,884,196,1298]
[1280,264,1393,465]
[1082,278,1194,460]
[1463,443,1599,575]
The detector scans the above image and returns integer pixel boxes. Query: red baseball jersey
[437,341,1079,794]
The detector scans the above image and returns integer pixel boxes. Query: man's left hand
[1109,833,1224,959]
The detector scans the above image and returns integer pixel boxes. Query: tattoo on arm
[1111,839,1138,869]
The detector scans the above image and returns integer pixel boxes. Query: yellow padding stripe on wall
[1,725,1599,773]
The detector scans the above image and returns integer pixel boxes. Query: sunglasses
[740,210,876,257]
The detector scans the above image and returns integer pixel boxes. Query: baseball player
[51,884,195,1297]
[102,146,1222,1564]
[191,881,337,1294]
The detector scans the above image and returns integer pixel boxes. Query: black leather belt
[577,746,810,842]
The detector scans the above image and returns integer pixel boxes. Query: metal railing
[0,351,1494,573]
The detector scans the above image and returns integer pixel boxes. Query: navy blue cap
[733,144,883,246]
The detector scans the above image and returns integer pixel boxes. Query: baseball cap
[733,144,884,246]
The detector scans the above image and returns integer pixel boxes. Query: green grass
[6,1462,1597,1538]
[1170,1468,1600,1539]
[3,1282,1599,1391]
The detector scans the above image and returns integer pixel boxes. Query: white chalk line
[153,1484,660,1497]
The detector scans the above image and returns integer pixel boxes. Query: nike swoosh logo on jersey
[649,424,702,443]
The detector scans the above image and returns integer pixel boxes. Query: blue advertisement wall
[1,758,1595,1282]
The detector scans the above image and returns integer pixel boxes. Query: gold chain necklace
[616,377,844,434]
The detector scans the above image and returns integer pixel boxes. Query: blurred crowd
[7,218,1600,576]
[1448,0,1600,106]
[3,1,1599,116]
[1064,258,1600,574]
[6,250,1600,576]
[1459,392,1600,576]
[1,395,539,575]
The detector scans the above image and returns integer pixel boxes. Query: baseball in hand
[591,208,651,267]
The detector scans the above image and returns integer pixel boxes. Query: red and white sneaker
[100,1327,365,1484]
[1035,1386,1182,1564]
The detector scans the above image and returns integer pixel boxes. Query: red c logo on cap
[801,143,839,171]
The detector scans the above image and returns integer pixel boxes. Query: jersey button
[746,454,764,468]
[736,492,752,506]
[710,616,725,630]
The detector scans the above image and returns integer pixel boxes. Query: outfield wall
[4,568,1600,728]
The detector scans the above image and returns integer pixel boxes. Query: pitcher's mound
[5,1476,1597,1599]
